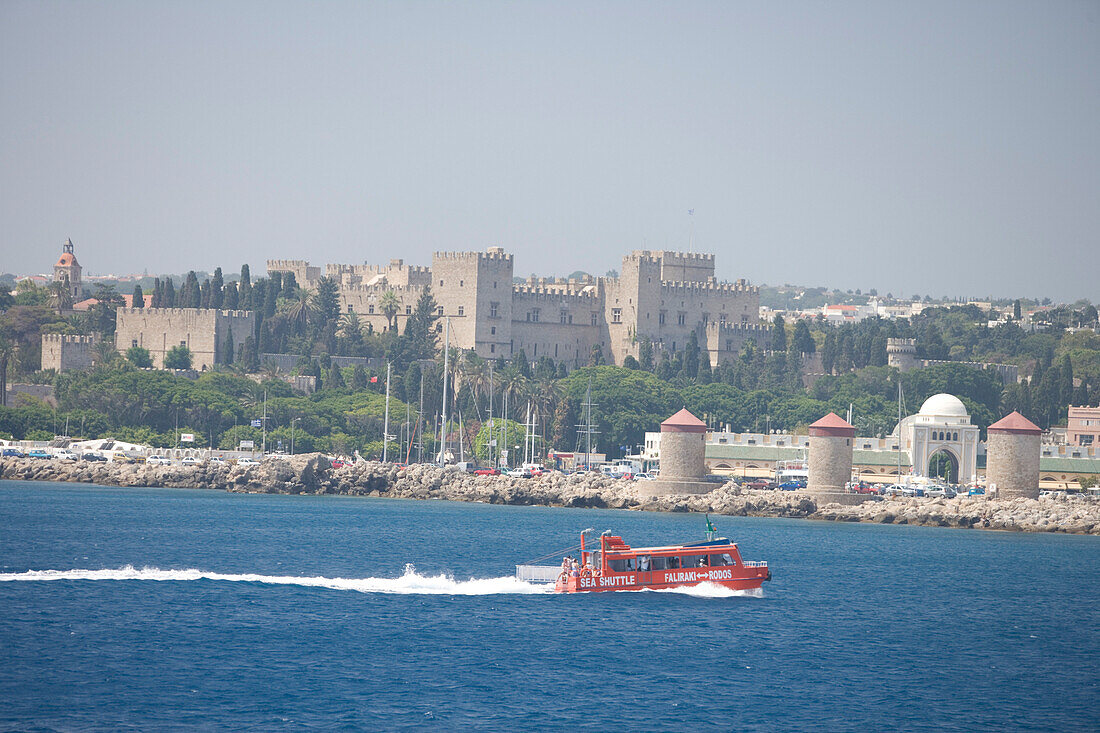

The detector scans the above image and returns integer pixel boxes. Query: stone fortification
[115,307,255,370]
[40,334,98,372]
[987,412,1041,499]
[271,246,761,368]
[266,260,321,288]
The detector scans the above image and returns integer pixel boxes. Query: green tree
[131,284,145,309]
[791,319,816,355]
[638,337,654,371]
[379,290,401,332]
[222,326,235,365]
[313,276,340,325]
[164,345,193,370]
[771,314,787,352]
[126,346,153,368]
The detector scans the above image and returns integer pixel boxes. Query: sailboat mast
[439,317,450,465]
[382,362,391,463]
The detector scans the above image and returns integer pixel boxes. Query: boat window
[709,553,735,566]
[636,555,652,571]
[624,557,636,571]
[666,556,680,569]
[650,556,668,570]
[683,554,706,568]
[608,557,627,572]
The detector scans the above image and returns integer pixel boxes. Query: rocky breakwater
[2,456,1098,535]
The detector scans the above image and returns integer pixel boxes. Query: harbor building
[268,248,763,367]
[1067,406,1100,447]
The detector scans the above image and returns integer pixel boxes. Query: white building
[893,393,980,484]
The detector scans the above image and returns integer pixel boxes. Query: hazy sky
[2,1,1097,301]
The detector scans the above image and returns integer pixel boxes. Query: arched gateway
[893,394,979,484]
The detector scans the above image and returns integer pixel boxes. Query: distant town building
[115,307,255,371]
[53,238,82,299]
[40,334,99,372]
[269,248,763,367]
[1067,406,1100,447]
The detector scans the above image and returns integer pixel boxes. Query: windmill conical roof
[808,412,856,437]
[988,411,1041,435]
[660,408,707,433]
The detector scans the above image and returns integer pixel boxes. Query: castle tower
[807,412,855,495]
[887,338,919,371]
[431,248,514,359]
[640,408,713,496]
[54,238,82,299]
[986,411,1041,499]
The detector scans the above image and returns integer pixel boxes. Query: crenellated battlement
[659,279,756,295]
[511,286,601,302]
[705,321,770,334]
[433,248,514,263]
[117,307,254,318]
[267,259,312,269]
[41,333,98,344]
[633,249,715,263]
[337,283,425,296]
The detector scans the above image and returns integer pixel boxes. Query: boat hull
[555,566,770,593]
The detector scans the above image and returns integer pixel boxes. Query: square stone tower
[54,239,83,299]
[431,248,514,359]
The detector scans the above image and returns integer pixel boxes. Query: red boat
[517,519,770,593]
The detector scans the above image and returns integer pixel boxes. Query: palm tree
[48,279,74,314]
[286,290,315,333]
[379,290,400,332]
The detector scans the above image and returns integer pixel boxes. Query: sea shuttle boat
[516,519,770,593]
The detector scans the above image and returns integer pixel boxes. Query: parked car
[744,479,774,490]
[80,452,107,462]
[506,467,533,478]
[1,448,25,457]
[147,455,172,465]
[236,457,262,467]
[180,456,202,466]
[27,449,50,459]
[54,450,78,461]
[209,456,226,464]
[778,481,803,491]
[473,468,501,476]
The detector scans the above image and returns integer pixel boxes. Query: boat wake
[0,566,761,599]
[0,564,553,596]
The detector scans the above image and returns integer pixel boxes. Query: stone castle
[269,248,763,366]
[115,307,255,371]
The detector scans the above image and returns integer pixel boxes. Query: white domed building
[892,394,980,484]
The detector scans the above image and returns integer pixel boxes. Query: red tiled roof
[988,411,1041,435]
[661,408,707,433]
[808,412,856,437]
[56,253,78,267]
[809,412,854,430]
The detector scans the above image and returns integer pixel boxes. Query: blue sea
[1,480,1097,731]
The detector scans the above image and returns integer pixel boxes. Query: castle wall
[337,284,423,335]
[115,308,255,370]
[40,334,98,372]
[510,287,602,365]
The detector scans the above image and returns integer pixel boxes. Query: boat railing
[515,565,563,582]
[742,561,768,568]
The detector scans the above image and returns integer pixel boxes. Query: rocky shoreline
[2,455,1098,536]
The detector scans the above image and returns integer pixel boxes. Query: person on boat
[570,561,581,577]
[581,564,593,577]
[638,555,651,571]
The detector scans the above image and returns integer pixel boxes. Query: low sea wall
[2,456,1097,535]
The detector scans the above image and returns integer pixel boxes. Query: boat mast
[439,316,450,466]
[897,379,903,482]
[488,362,494,467]
[417,372,424,463]
[382,362,391,463]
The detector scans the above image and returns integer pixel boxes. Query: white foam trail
[0,564,553,596]
[648,581,763,598]
[0,567,761,599]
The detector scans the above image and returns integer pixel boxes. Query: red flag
[370,376,378,383]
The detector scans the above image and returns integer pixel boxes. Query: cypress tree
[222,326,234,364]
[151,278,162,307]
[164,278,176,307]
[223,282,239,309]
[131,284,144,309]
[211,267,224,308]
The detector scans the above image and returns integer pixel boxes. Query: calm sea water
[0,480,1097,732]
